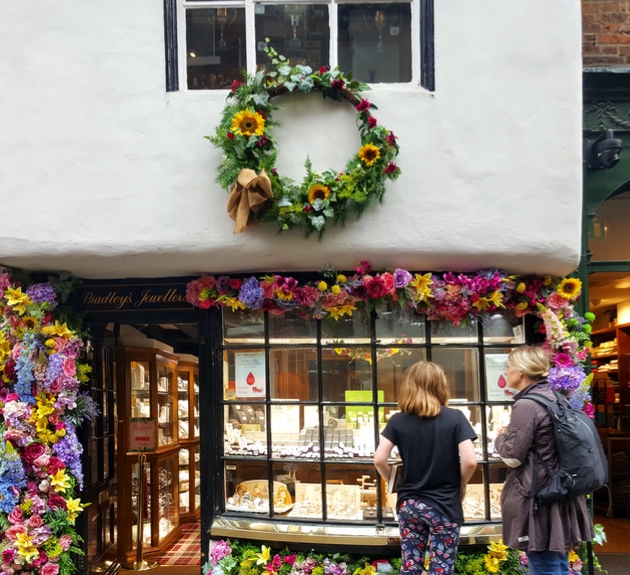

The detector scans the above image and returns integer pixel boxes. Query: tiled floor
[157,523,201,566]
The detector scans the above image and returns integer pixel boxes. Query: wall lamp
[584,129,623,170]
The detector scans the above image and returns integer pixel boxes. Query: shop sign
[235,351,266,397]
[485,354,515,401]
[74,282,192,313]
[128,417,157,452]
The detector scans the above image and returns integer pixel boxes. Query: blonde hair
[397,361,450,417]
[507,346,550,380]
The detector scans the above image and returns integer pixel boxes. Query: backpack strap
[517,392,558,502]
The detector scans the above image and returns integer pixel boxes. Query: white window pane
[186,8,247,89]
[338,3,411,83]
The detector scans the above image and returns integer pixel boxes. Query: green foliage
[207,42,401,240]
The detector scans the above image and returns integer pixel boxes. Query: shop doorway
[84,321,201,573]
[587,188,630,549]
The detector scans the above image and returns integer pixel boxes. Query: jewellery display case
[115,347,183,566]
[178,356,201,522]
[217,308,525,534]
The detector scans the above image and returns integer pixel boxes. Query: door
[85,341,120,575]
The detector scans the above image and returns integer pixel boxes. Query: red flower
[356,98,371,112]
[47,493,67,510]
[257,135,270,148]
[383,161,398,174]
[331,78,345,90]
[23,442,46,464]
[367,116,377,129]
[229,279,242,290]
[199,299,215,309]
[319,66,327,75]
[386,131,398,145]
[227,132,234,140]
[271,168,278,175]
[230,79,242,92]
[365,277,387,299]
[46,456,65,475]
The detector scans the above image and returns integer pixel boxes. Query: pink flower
[367,116,377,129]
[283,555,296,565]
[2,549,15,564]
[546,293,570,311]
[4,524,27,542]
[553,353,574,368]
[365,277,387,299]
[230,80,242,92]
[29,514,44,528]
[584,403,595,419]
[40,562,60,575]
[575,350,588,361]
[62,358,76,377]
[58,534,73,551]
[7,506,23,524]
[380,273,396,295]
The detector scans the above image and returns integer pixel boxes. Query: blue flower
[238,277,265,310]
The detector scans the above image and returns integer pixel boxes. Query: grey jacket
[495,381,594,553]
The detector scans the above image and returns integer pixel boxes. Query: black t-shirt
[381,407,477,524]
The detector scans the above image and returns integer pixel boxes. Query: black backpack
[523,390,608,507]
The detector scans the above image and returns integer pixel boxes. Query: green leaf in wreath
[278,65,292,76]
[310,215,326,230]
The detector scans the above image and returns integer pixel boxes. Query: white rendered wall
[0,1,583,279]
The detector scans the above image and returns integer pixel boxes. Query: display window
[220,308,524,525]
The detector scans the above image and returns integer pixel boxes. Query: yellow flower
[488,290,504,307]
[516,282,526,293]
[325,304,356,320]
[42,320,73,339]
[56,427,67,438]
[231,109,265,137]
[568,550,579,563]
[410,273,434,302]
[336,274,347,283]
[16,532,39,562]
[307,183,331,204]
[556,277,582,301]
[472,297,491,311]
[353,563,376,575]
[331,285,341,295]
[487,540,508,561]
[66,497,84,523]
[4,287,31,315]
[256,545,271,565]
[223,297,246,311]
[358,143,381,166]
[424,556,430,570]
[318,281,328,292]
[340,303,357,316]
[516,301,529,311]
[484,554,501,573]
[50,469,71,492]
[48,433,60,444]
[543,275,553,286]
[0,335,10,364]
[45,338,56,348]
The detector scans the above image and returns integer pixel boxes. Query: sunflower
[358,143,381,166]
[231,109,266,137]
[556,277,582,300]
[308,183,331,204]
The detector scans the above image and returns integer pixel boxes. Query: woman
[495,346,594,575]
[374,361,477,575]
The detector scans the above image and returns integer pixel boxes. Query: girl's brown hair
[397,361,450,417]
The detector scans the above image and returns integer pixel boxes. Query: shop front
[71,266,591,572]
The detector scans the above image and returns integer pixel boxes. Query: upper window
[169,0,434,91]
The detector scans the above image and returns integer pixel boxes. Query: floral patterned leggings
[398,499,461,575]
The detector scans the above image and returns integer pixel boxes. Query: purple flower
[548,365,585,392]
[26,283,58,306]
[238,277,265,310]
[216,276,231,293]
[210,540,232,565]
[393,269,413,289]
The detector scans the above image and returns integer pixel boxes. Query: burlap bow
[226,169,273,233]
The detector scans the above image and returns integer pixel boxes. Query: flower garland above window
[187,263,594,414]
[208,44,401,239]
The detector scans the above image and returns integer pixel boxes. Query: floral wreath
[209,44,401,239]
[187,263,596,415]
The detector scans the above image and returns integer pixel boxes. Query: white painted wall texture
[0,1,583,279]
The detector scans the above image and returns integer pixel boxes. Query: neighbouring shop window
[177,0,424,90]
[220,307,525,524]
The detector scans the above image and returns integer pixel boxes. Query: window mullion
[329,0,338,69]
[246,0,257,75]
[411,0,420,84]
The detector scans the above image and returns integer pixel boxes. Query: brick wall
[583,0,630,66]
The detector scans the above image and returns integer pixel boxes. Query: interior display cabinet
[178,360,201,522]
[115,347,182,566]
